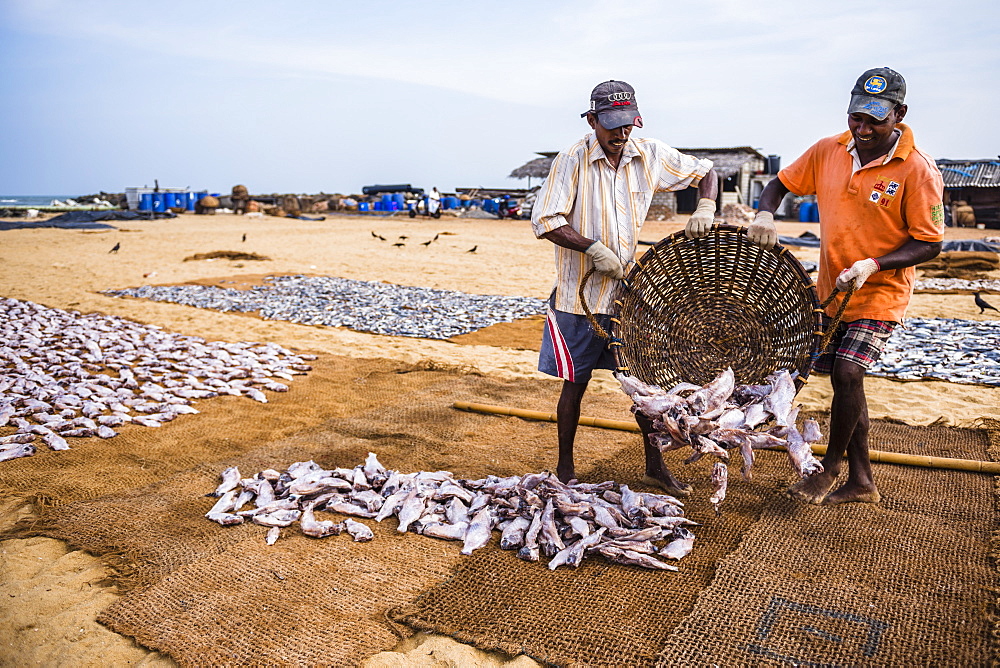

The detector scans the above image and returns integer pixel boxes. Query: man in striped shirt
[531,80,718,493]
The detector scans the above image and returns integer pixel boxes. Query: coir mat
[391,419,999,667]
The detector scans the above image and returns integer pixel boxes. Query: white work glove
[585,241,624,280]
[684,198,717,239]
[747,210,778,249]
[836,258,880,292]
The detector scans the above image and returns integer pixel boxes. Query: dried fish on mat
[206,453,703,571]
[618,367,826,513]
[0,297,313,461]
[104,275,547,340]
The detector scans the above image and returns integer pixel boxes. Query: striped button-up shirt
[532,133,713,314]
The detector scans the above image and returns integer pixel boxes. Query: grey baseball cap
[581,80,643,129]
[848,67,906,120]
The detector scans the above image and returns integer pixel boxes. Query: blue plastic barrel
[186,192,196,211]
[392,193,405,208]
[798,201,813,222]
[810,203,820,222]
[165,193,178,209]
[152,193,165,212]
[381,194,393,209]
[359,202,369,212]
[138,193,153,211]
[374,201,383,211]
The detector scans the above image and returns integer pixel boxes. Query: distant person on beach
[531,79,719,494]
[428,187,441,216]
[746,66,943,504]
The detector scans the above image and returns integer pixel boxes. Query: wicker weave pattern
[611,225,822,387]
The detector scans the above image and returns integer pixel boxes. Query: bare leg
[823,360,880,504]
[556,380,588,483]
[635,412,692,497]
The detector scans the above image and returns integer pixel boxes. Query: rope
[815,283,857,356]
[578,267,610,339]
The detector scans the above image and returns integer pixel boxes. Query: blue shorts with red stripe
[812,317,896,374]
[538,295,615,384]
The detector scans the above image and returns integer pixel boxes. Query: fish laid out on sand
[618,367,825,513]
[0,297,314,462]
[206,453,702,571]
[105,274,548,340]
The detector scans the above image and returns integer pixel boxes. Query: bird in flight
[241,233,246,242]
[467,245,478,253]
[421,240,433,246]
[433,233,440,241]
[975,292,999,314]
[371,231,378,238]
[109,242,120,254]
[398,235,408,240]
[392,242,405,247]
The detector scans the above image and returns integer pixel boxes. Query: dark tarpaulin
[941,239,1000,253]
[0,210,175,231]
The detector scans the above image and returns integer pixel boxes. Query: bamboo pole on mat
[452,401,1000,475]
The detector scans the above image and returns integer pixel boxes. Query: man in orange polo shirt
[747,67,943,504]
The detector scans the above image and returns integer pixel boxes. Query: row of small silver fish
[0,297,314,460]
[206,452,701,571]
[915,278,1000,293]
[868,317,1000,386]
[618,367,825,514]
[103,274,547,340]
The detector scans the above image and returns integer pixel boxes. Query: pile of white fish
[104,275,547,339]
[0,297,313,463]
[617,368,825,514]
[206,453,701,571]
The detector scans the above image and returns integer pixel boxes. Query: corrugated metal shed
[936,159,1000,188]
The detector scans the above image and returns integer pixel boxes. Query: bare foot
[786,472,838,504]
[640,473,692,497]
[822,482,881,505]
[556,465,575,484]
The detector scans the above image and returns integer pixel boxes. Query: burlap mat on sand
[392,419,999,667]
[1,353,639,665]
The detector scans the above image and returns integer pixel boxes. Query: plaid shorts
[812,318,896,374]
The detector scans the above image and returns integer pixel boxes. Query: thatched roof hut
[509,152,559,186]
[674,146,769,179]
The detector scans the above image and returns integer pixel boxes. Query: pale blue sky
[1,0,996,196]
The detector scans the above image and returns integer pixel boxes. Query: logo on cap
[864,76,887,94]
[607,92,632,102]
[861,100,889,116]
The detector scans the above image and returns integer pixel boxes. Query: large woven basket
[605,224,823,388]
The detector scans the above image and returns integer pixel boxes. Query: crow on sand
[109,242,120,254]
[975,292,999,314]
[466,245,477,253]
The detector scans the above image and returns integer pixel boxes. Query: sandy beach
[1,209,999,665]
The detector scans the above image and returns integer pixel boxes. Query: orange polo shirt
[778,123,944,322]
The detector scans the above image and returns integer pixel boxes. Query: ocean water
[0,195,76,207]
